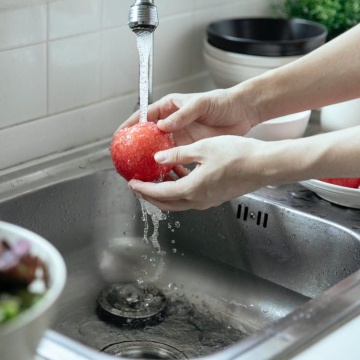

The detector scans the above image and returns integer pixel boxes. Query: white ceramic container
[0,221,66,360]
[203,40,302,88]
[245,111,312,141]
[204,39,301,68]
[320,98,360,132]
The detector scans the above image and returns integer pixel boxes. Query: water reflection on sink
[1,152,360,359]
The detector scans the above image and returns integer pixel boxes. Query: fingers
[116,93,190,132]
[172,165,191,178]
[128,149,203,211]
[157,96,204,133]
[147,95,182,123]
[154,144,202,166]
[129,178,187,202]
[128,175,207,212]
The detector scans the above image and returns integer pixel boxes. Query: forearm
[261,126,360,184]
[232,24,360,124]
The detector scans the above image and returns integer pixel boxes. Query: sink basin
[1,141,360,360]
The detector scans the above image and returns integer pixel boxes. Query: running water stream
[135,31,171,282]
[136,31,152,123]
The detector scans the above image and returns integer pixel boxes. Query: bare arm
[125,24,360,211]
[129,125,360,211]
[235,24,360,124]
[260,126,360,184]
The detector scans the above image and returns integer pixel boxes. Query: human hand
[121,88,259,147]
[128,135,269,211]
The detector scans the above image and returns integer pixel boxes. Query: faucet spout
[128,0,158,108]
[128,0,159,33]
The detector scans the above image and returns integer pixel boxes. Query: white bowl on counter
[203,50,269,88]
[0,221,66,360]
[204,39,301,68]
[245,110,312,141]
[203,40,301,88]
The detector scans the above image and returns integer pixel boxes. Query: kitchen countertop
[295,109,360,359]
[294,316,360,359]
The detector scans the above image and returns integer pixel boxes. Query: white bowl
[300,179,360,209]
[203,50,270,88]
[203,39,303,88]
[320,98,360,132]
[245,111,311,141]
[0,221,66,360]
[204,39,301,68]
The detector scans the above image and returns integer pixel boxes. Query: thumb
[154,144,201,166]
[157,99,203,132]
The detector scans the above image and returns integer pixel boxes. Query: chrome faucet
[128,0,159,33]
[128,0,159,107]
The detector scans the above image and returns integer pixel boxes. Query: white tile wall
[101,27,138,99]
[102,0,131,29]
[0,4,46,51]
[0,0,272,171]
[48,32,101,113]
[48,0,102,40]
[0,44,46,129]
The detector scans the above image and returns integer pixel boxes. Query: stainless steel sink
[1,140,360,360]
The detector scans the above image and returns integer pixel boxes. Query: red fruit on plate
[110,122,174,182]
[320,178,360,189]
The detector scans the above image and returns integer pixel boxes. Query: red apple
[110,122,174,182]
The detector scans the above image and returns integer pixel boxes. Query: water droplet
[168,283,178,290]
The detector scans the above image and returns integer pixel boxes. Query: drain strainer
[102,341,188,359]
[97,283,167,326]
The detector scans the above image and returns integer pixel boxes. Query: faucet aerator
[128,1,159,34]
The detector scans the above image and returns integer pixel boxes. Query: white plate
[300,179,360,209]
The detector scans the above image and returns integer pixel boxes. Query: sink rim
[1,141,360,360]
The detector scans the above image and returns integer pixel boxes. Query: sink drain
[97,283,167,326]
[102,341,187,359]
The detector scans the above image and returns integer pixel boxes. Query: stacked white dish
[204,18,327,88]
[202,18,327,140]
[203,39,301,88]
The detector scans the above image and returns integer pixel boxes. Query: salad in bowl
[0,221,66,360]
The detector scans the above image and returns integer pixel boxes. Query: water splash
[139,198,166,252]
[136,31,152,123]
[139,198,167,282]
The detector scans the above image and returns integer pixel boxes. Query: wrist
[229,69,286,127]
[259,127,360,186]
[228,79,262,128]
[256,137,322,185]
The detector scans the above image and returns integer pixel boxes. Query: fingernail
[154,151,167,163]
[159,118,173,128]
